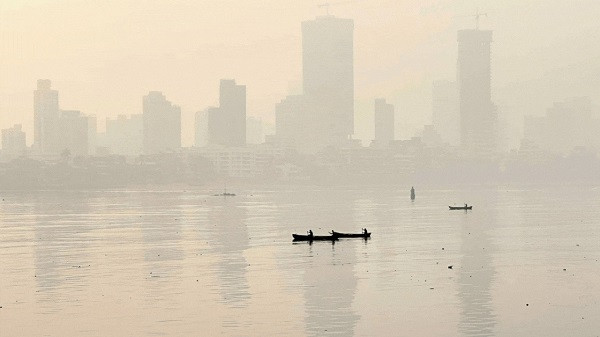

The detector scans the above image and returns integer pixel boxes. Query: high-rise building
[523,97,600,155]
[275,15,355,154]
[143,91,181,154]
[207,80,246,147]
[432,80,459,146]
[302,15,354,151]
[421,124,443,147]
[33,79,59,154]
[220,79,246,146]
[1,124,27,158]
[457,29,497,156]
[373,98,394,147]
[57,110,89,157]
[105,114,143,156]
[275,95,305,148]
[206,107,224,146]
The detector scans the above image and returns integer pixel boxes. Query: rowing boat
[449,205,472,210]
[292,234,338,241]
[331,230,371,238]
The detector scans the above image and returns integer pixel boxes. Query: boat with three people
[292,229,371,241]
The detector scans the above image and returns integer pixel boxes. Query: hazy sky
[1,0,600,146]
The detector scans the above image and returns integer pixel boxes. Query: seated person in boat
[363,228,368,235]
[307,230,313,237]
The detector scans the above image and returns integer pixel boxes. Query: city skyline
[3,9,600,161]
[1,4,600,336]
[1,1,600,147]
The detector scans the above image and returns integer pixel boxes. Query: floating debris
[448,265,453,269]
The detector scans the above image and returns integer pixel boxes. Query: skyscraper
[457,29,497,156]
[432,80,459,146]
[105,114,143,156]
[207,79,246,147]
[205,106,222,146]
[275,94,305,149]
[143,91,181,154]
[57,110,89,157]
[302,15,354,150]
[33,79,59,154]
[219,79,246,146]
[373,98,394,147]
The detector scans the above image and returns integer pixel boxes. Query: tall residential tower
[301,15,354,152]
[33,79,59,153]
[432,80,459,146]
[142,91,181,154]
[373,98,394,147]
[457,29,497,156]
[207,79,247,147]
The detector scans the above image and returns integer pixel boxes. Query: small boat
[292,234,338,241]
[331,230,371,238]
[213,186,236,197]
[449,205,472,210]
[214,192,236,197]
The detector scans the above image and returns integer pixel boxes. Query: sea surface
[1,185,599,336]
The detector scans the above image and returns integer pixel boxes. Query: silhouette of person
[363,228,368,235]
[465,203,468,208]
[308,230,313,237]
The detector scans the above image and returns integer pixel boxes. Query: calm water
[1,185,599,336]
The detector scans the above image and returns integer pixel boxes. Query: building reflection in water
[458,191,497,337]
[33,191,94,312]
[139,192,185,307]
[206,199,250,308]
[299,189,360,337]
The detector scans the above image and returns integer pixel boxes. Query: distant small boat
[410,186,415,200]
[214,192,236,197]
[449,205,472,210]
[292,234,338,241]
[213,186,236,197]
[331,230,371,238]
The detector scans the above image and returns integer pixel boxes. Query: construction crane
[317,0,355,16]
[455,8,488,30]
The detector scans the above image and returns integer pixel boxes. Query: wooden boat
[331,230,371,238]
[449,205,472,210]
[292,234,338,241]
